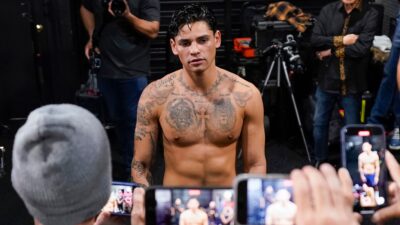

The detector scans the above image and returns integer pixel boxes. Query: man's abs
[163,145,237,186]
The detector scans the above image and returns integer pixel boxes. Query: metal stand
[0,147,6,178]
[261,46,312,163]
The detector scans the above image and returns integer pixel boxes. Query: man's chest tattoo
[165,97,236,133]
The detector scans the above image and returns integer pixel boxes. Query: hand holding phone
[102,181,140,216]
[341,124,387,214]
[291,164,359,225]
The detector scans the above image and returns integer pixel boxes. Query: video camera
[102,0,126,17]
[262,34,305,74]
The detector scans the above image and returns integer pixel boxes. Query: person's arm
[310,5,335,50]
[203,212,209,225]
[80,4,95,59]
[179,212,186,225]
[374,153,380,185]
[358,154,366,182]
[131,187,145,225]
[131,83,160,186]
[397,57,400,91]
[241,85,266,174]
[372,151,400,224]
[109,0,160,39]
[342,9,378,58]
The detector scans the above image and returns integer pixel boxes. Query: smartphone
[102,181,140,216]
[145,186,234,225]
[341,124,387,214]
[234,174,295,225]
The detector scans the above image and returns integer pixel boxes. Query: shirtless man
[131,3,266,186]
[179,198,208,225]
[265,189,297,225]
[358,142,380,187]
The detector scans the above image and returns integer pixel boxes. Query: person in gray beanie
[11,104,112,225]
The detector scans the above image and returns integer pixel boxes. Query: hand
[108,0,131,18]
[291,164,360,225]
[84,39,93,60]
[316,49,332,60]
[343,34,359,46]
[131,187,146,225]
[84,39,100,60]
[372,151,400,224]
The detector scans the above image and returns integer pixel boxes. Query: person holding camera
[311,0,378,166]
[80,0,160,180]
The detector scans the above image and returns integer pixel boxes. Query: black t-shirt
[82,0,160,78]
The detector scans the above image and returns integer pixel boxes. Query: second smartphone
[341,124,388,214]
[145,186,234,225]
[234,174,295,225]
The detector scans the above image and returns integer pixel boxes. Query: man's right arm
[131,83,160,186]
[80,4,95,59]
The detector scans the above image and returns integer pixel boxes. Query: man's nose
[189,42,200,54]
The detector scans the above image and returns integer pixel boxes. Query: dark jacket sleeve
[344,8,378,58]
[310,5,334,50]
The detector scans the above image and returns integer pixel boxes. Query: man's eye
[180,41,191,47]
[198,38,208,44]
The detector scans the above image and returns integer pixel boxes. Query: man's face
[170,21,221,74]
[187,198,200,210]
[362,142,372,153]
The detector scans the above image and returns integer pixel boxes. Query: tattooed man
[131,3,266,187]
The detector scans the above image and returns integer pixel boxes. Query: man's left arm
[375,154,380,184]
[116,0,160,39]
[342,9,378,58]
[240,85,266,174]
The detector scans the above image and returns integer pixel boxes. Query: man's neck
[182,67,220,93]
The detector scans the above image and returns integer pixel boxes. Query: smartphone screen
[102,181,139,216]
[145,187,234,225]
[341,124,387,214]
[235,175,295,225]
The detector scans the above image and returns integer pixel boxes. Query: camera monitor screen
[238,177,295,225]
[146,188,234,225]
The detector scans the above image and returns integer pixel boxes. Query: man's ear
[215,30,222,48]
[170,38,178,56]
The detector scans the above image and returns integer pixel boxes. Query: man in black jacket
[311,0,378,166]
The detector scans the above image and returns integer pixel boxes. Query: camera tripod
[260,44,312,163]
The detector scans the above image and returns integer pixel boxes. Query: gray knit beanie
[11,104,112,225]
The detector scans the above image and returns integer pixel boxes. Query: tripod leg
[261,58,277,96]
[281,61,312,163]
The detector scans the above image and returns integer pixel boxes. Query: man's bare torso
[359,152,379,174]
[144,68,256,186]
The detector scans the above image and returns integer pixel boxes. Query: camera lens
[111,0,126,17]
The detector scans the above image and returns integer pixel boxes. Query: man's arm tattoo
[132,160,146,177]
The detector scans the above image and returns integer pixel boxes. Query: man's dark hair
[168,3,217,39]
